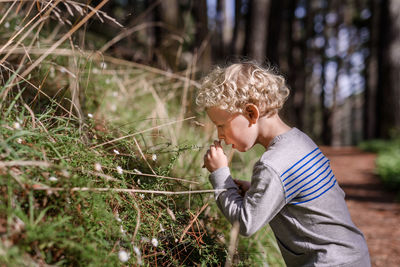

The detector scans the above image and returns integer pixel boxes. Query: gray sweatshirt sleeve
[209,163,286,237]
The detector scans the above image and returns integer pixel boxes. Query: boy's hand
[233,179,251,197]
[203,140,228,172]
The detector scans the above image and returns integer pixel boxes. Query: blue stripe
[285,160,330,198]
[281,147,319,178]
[284,156,327,188]
[290,180,337,205]
[282,151,322,183]
[293,174,335,200]
[301,168,333,193]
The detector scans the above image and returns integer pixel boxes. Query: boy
[196,62,370,267]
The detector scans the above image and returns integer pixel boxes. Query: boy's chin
[233,145,246,152]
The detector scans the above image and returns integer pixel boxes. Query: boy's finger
[214,140,222,148]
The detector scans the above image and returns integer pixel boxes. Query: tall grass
[0,1,284,266]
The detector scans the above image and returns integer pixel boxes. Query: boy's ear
[244,104,259,124]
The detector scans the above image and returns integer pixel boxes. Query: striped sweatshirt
[209,127,370,267]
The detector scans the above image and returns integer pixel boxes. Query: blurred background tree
[85,0,400,146]
[2,0,399,145]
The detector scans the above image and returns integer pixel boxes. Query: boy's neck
[256,114,292,149]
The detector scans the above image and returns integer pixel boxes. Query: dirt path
[321,146,400,267]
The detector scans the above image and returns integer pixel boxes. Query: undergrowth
[0,1,285,266]
[0,87,227,266]
[359,137,400,194]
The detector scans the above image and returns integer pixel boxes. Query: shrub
[359,137,400,192]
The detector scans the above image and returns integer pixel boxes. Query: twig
[102,166,199,185]
[128,193,141,245]
[90,116,195,149]
[133,137,156,175]
[82,169,120,182]
[32,187,226,195]
[225,221,240,267]
[23,103,36,128]
[0,1,17,26]
[0,161,51,168]
[179,203,209,242]
[100,21,165,53]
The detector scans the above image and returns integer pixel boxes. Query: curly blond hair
[196,62,290,117]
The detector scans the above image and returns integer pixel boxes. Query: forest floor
[321,146,400,267]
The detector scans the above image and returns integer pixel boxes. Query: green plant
[359,138,400,193]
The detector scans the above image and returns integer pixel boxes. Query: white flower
[152,154,157,161]
[133,169,142,174]
[110,104,117,111]
[49,176,58,182]
[100,62,107,69]
[151,238,158,247]
[113,149,120,155]
[94,163,102,171]
[120,225,126,235]
[133,246,141,255]
[117,166,123,174]
[12,122,21,130]
[112,91,118,97]
[118,250,130,262]
[92,68,99,74]
[175,238,178,243]
[139,194,144,199]
[133,246,142,265]
[16,138,23,144]
[5,22,10,28]
[88,113,93,118]
[61,170,70,177]
[159,224,165,232]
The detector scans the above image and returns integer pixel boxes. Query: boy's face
[206,107,258,152]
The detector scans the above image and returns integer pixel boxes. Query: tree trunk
[320,2,332,145]
[154,0,181,69]
[244,0,272,62]
[364,0,380,139]
[266,0,284,66]
[192,0,211,74]
[231,0,243,55]
[377,0,400,138]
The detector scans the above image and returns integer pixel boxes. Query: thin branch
[0,161,51,168]
[133,137,156,175]
[90,116,195,149]
[122,169,199,184]
[32,187,226,195]
[179,203,209,242]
